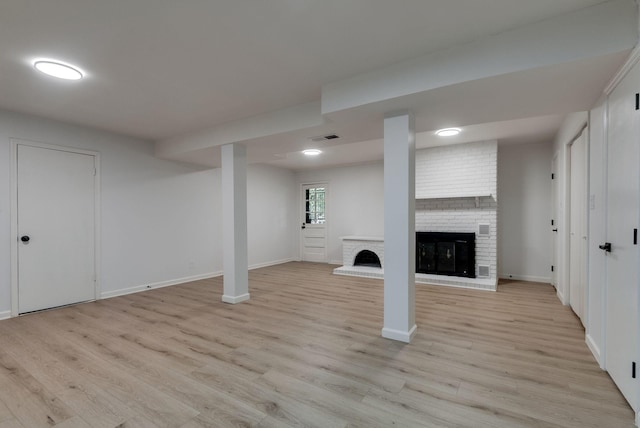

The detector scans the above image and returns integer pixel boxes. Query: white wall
[296,162,384,264]
[0,109,220,311]
[498,141,553,282]
[0,110,298,316]
[247,164,297,268]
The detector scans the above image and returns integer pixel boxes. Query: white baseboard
[101,271,222,299]
[556,289,568,306]
[100,258,295,300]
[221,293,250,304]
[585,333,604,369]
[381,325,417,343]
[249,258,295,270]
[329,259,343,266]
[499,273,551,283]
[0,310,11,321]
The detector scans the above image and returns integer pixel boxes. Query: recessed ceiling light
[34,60,83,80]
[435,127,461,137]
[303,149,322,156]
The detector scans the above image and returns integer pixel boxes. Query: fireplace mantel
[341,235,383,242]
[415,192,492,200]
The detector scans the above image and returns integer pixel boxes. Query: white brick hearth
[333,236,385,279]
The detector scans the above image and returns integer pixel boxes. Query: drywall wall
[247,164,297,268]
[0,109,298,316]
[296,162,384,264]
[0,109,220,312]
[498,141,553,282]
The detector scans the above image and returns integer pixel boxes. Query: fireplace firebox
[353,250,382,268]
[416,232,475,278]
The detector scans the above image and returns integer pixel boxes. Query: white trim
[381,324,417,343]
[100,271,222,299]
[557,288,568,306]
[10,139,101,316]
[0,311,11,321]
[604,46,640,96]
[222,293,250,304]
[585,333,604,369]
[498,274,552,283]
[94,151,102,300]
[249,258,295,270]
[329,259,343,265]
[600,97,609,372]
[10,142,17,316]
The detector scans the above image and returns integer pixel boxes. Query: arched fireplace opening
[353,250,382,268]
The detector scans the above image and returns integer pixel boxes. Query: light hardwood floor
[0,262,635,427]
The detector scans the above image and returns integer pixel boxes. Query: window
[305,187,325,224]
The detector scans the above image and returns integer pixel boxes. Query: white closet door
[605,60,639,413]
[569,130,587,322]
[18,144,96,313]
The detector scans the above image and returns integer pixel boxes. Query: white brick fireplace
[414,140,498,290]
[334,140,498,291]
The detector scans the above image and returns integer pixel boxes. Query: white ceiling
[0,0,634,170]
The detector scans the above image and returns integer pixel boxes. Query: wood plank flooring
[0,262,634,427]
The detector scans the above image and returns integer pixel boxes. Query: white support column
[382,111,417,343]
[221,143,250,304]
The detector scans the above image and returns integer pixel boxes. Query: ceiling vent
[310,134,339,142]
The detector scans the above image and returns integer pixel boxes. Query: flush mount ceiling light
[302,149,322,156]
[33,60,83,80]
[435,127,461,137]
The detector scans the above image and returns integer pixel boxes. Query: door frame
[568,127,589,324]
[299,182,329,262]
[10,139,101,317]
[551,152,559,288]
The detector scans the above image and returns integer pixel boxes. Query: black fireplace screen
[416,232,475,277]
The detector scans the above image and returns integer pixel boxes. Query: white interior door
[17,144,97,313]
[301,184,327,262]
[569,130,587,323]
[605,60,639,413]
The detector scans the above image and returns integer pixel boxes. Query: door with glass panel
[301,184,327,262]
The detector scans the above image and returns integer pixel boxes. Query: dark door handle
[301,223,306,229]
[599,242,612,252]
[552,229,558,232]
[20,235,30,243]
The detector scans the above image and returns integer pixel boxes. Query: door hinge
[634,228,637,245]
[636,93,639,110]
[633,361,636,379]
[551,265,554,272]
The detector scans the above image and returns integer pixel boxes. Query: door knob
[598,242,612,252]
[20,235,30,243]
